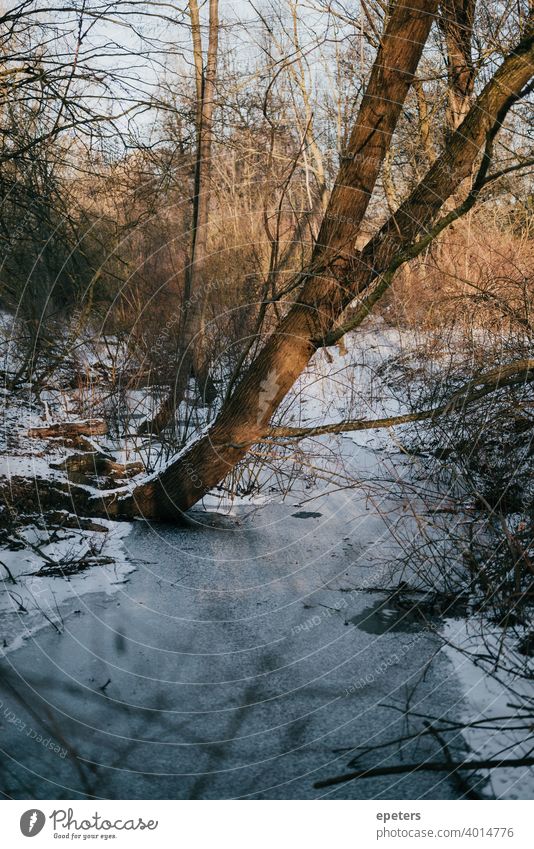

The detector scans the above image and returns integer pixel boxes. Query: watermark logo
[257,368,279,424]
[20,809,46,837]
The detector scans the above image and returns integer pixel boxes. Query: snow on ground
[442,619,534,800]
[1,325,138,655]
[0,520,134,656]
[1,316,533,798]
[0,493,468,800]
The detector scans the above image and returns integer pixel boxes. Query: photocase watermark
[149,274,232,357]
[0,699,68,759]
[50,807,159,836]
[338,149,381,166]
[344,624,438,695]
[291,597,349,635]
[20,809,46,837]
[257,368,280,425]
[182,457,205,490]
[19,807,159,839]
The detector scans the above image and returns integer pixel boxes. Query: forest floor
[1,324,533,799]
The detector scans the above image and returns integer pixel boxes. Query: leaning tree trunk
[125,0,440,516]
[84,4,533,522]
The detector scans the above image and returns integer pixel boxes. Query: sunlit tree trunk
[88,2,533,520]
[440,0,476,131]
[140,0,219,435]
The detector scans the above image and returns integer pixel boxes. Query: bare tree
[7,1,533,522]
[121,1,533,520]
[440,0,476,131]
[140,0,220,434]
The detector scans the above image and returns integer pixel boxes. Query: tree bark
[139,0,219,435]
[86,5,532,521]
[130,0,441,516]
[187,0,219,403]
[440,0,476,130]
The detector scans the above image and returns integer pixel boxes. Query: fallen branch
[50,452,143,482]
[314,756,534,788]
[27,420,107,438]
[0,559,17,584]
[264,359,534,442]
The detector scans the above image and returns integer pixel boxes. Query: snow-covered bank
[442,620,534,800]
[0,520,134,655]
[2,318,533,800]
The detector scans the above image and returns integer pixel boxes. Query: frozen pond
[0,492,468,799]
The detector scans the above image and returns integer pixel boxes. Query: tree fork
[47,5,534,522]
[130,0,441,517]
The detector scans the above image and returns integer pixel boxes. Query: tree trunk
[139,0,219,435]
[440,0,476,130]
[88,5,532,521]
[129,0,441,516]
[186,0,219,404]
